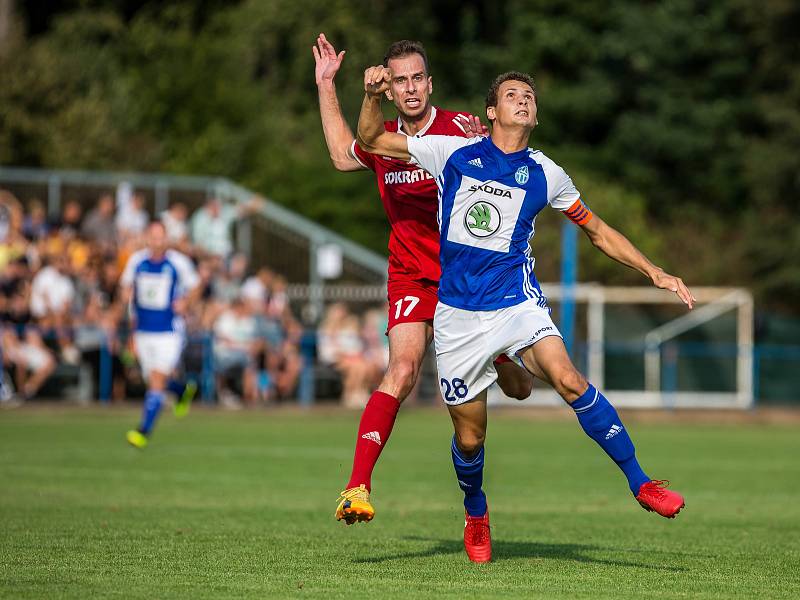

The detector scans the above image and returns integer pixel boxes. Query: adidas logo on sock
[467,157,483,168]
[605,424,624,440]
[361,431,382,446]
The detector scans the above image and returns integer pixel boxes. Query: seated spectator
[30,254,80,364]
[266,274,290,320]
[0,190,26,270]
[22,199,49,241]
[317,303,378,408]
[261,315,302,401]
[213,252,248,304]
[0,190,22,243]
[213,297,261,407]
[1,286,56,401]
[50,199,83,237]
[362,307,390,374]
[241,266,274,311]
[81,193,117,246]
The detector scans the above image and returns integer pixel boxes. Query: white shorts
[134,331,184,380]
[8,343,53,372]
[434,299,562,405]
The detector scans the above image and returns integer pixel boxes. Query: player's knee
[383,358,419,399]
[455,428,485,456]
[554,369,587,401]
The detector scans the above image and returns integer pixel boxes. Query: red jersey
[350,106,470,284]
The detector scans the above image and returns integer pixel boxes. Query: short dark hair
[383,40,430,75]
[485,71,537,110]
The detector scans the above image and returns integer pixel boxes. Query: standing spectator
[160,202,190,246]
[190,196,264,259]
[81,193,117,246]
[116,190,149,239]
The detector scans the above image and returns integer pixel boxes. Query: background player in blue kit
[357,67,695,563]
[120,222,200,449]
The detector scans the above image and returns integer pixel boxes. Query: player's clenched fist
[364,65,391,96]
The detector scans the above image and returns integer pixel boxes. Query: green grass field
[1,406,799,599]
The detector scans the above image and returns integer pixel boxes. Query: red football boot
[464,509,492,563]
[636,480,685,518]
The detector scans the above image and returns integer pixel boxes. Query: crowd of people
[0,186,387,408]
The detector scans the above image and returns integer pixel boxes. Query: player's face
[147,224,167,256]
[386,54,432,120]
[487,80,537,130]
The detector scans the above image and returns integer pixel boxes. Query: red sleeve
[350,140,376,171]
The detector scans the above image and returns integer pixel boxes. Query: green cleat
[126,429,148,449]
[174,380,197,419]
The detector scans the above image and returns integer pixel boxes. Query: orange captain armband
[563,199,593,226]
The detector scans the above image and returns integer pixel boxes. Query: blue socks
[451,436,487,517]
[571,384,650,495]
[138,390,164,436]
[167,379,186,398]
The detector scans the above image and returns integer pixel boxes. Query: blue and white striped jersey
[407,135,583,311]
[120,249,199,332]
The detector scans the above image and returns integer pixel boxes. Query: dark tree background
[1,0,798,310]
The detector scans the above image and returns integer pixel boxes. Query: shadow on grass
[354,537,687,570]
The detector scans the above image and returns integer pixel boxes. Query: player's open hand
[364,65,391,96]
[313,33,345,86]
[652,270,696,309]
[455,114,489,138]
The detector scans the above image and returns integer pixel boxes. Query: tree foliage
[1,0,798,308]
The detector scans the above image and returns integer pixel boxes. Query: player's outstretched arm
[356,65,410,160]
[313,33,364,172]
[579,214,696,309]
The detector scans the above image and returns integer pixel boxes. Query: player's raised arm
[356,65,411,160]
[313,33,364,172]
[576,211,696,309]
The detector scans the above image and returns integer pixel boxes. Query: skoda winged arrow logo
[465,201,501,238]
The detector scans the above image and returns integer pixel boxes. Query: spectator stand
[0,166,389,406]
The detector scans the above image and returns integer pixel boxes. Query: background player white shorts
[133,331,184,380]
[434,299,562,405]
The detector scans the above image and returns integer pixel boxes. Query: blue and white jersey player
[357,67,695,562]
[120,221,200,448]
[410,133,587,399]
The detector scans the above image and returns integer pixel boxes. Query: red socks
[346,391,401,491]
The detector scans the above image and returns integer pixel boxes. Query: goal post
[488,284,755,409]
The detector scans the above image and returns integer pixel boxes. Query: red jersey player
[313,35,533,524]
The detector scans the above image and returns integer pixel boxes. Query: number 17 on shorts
[386,280,438,331]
